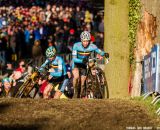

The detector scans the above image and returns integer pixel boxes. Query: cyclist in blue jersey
[72,31,109,98]
[39,46,69,99]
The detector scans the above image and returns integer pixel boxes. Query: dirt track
[0,98,159,130]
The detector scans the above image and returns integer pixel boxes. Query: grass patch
[131,96,160,117]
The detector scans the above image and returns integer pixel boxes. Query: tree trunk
[104,0,129,98]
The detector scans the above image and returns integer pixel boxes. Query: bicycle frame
[85,56,109,99]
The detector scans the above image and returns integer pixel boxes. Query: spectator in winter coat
[98,19,104,33]
[24,26,32,58]
[32,40,43,66]
[34,27,41,41]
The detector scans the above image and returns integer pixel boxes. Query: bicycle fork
[96,73,104,99]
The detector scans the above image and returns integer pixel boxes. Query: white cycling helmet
[45,46,56,58]
[80,31,91,41]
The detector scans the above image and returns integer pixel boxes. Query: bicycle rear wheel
[15,79,31,98]
[23,81,37,97]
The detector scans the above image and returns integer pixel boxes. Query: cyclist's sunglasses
[21,64,25,67]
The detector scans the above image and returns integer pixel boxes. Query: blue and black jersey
[40,56,67,78]
[72,42,105,68]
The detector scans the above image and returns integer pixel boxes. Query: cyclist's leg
[72,68,80,98]
[54,90,62,99]
[80,75,87,97]
[43,83,53,99]
[54,78,69,99]
[80,68,87,98]
[72,68,79,87]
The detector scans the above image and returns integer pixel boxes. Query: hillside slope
[0,98,159,130]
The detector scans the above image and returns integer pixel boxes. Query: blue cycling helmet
[45,46,56,58]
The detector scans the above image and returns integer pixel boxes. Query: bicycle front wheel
[96,67,109,99]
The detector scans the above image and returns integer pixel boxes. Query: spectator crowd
[0,0,104,97]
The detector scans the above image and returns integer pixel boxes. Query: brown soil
[0,98,159,130]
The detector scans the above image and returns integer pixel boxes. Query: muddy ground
[0,98,159,130]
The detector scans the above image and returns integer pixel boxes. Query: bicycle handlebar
[88,57,109,65]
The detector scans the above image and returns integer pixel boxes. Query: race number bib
[58,65,62,70]
[72,50,77,55]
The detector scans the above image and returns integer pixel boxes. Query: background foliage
[129,0,141,66]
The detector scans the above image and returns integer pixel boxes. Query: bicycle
[84,56,109,99]
[14,66,48,98]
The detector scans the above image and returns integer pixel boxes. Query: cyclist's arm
[39,59,50,71]
[92,44,105,56]
[72,46,83,63]
[50,60,63,77]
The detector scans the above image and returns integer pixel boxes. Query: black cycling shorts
[49,75,69,93]
[74,63,87,76]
